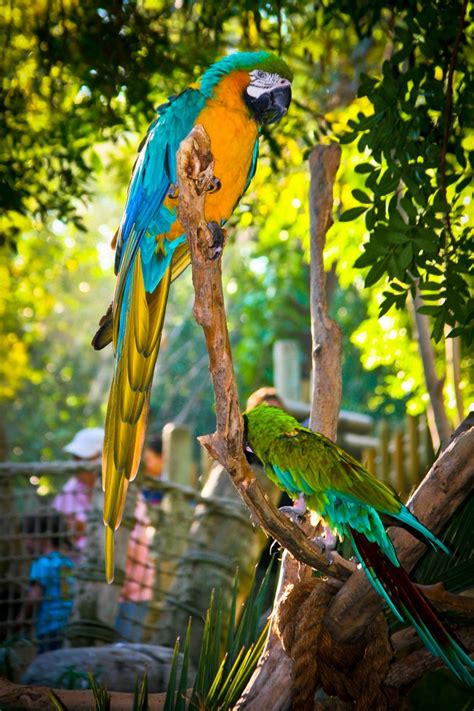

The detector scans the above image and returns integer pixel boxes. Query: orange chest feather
[195,101,258,223]
[166,71,258,240]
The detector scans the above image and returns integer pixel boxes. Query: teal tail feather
[350,529,474,688]
[389,505,451,555]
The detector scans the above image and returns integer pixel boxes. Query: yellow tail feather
[102,249,172,582]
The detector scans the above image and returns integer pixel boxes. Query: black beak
[242,416,262,465]
[245,84,292,125]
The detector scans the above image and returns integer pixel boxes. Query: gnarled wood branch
[176,125,352,584]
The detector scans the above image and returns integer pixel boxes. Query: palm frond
[175,620,192,711]
[163,637,181,711]
[48,691,68,711]
[132,670,149,711]
[88,672,111,711]
[163,556,278,711]
[414,491,474,594]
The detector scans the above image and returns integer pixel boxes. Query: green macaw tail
[386,504,451,555]
[350,529,474,688]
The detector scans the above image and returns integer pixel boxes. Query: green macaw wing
[268,426,401,515]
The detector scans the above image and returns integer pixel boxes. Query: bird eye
[256,70,266,79]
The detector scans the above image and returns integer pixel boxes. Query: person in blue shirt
[20,513,75,654]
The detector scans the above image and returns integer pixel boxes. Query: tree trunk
[411,287,452,450]
[236,144,342,710]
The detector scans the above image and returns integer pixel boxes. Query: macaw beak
[245,81,292,125]
[267,83,292,124]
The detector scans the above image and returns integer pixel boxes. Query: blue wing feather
[113,89,206,355]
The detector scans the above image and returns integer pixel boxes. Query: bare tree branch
[238,144,343,711]
[176,125,353,588]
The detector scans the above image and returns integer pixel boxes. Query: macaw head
[200,51,293,125]
[243,56,292,125]
[242,403,300,464]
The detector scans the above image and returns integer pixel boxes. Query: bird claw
[278,493,307,525]
[207,175,221,194]
[167,183,179,200]
[206,221,226,260]
[311,533,337,566]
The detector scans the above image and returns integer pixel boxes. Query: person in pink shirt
[116,435,163,642]
[53,428,104,552]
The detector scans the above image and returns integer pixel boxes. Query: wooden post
[378,419,391,484]
[362,447,376,475]
[273,339,302,401]
[162,422,194,487]
[160,423,195,592]
[149,424,195,623]
[408,415,420,487]
[393,429,407,501]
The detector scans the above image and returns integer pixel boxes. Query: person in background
[19,513,74,654]
[142,434,164,505]
[53,428,104,552]
[116,433,164,642]
[246,386,284,412]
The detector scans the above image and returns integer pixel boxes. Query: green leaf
[339,206,368,222]
[398,242,413,269]
[354,250,376,268]
[365,260,387,287]
[339,131,356,145]
[354,162,374,174]
[417,305,441,316]
[352,189,372,204]
[432,312,445,342]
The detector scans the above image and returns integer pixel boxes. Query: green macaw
[93,52,292,582]
[243,404,474,687]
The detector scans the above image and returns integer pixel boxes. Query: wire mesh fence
[0,459,250,668]
[0,464,198,657]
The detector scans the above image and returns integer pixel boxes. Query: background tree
[1,0,471,462]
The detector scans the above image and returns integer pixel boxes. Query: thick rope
[275,577,392,710]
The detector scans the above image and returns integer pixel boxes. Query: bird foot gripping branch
[206,221,226,260]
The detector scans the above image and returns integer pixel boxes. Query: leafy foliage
[88,671,111,711]
[163,562,275,711]
[2,0,472,460]
[339,0,473,342]
[414,491,474,596]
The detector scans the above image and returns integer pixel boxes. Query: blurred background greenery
[1,0,472,462]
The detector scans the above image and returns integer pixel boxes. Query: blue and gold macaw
[243,404,474,687]
[93,52,292,581]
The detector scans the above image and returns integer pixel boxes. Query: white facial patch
[247,70,289,98]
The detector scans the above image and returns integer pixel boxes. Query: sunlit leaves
[338,0,473,343]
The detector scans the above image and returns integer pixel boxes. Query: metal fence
[0,470,167,648]
[0,454,252,662]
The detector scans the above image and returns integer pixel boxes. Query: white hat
[63,428,105,459]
